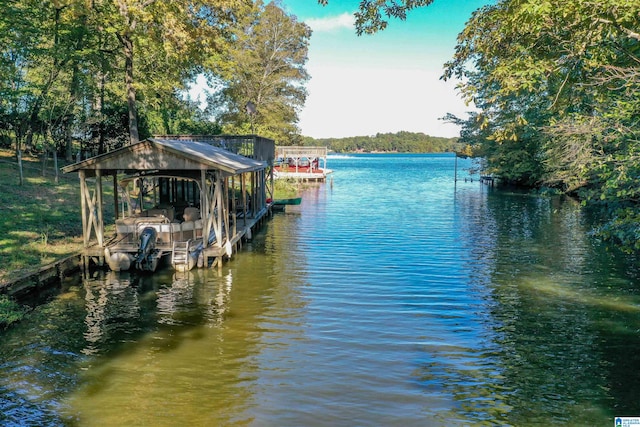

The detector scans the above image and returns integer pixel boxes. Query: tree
[0,0,93,181]
[0,0,243,158]
[442,0,640,249]
[442,1,635,176]
[319,0,640,251]
[90,0,240,144]
[318,0,435,35]
[211,1,311,144]
[144,96,222,136]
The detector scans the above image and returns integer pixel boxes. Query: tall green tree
[442,1,637,179]
[442,0,640,249]
[0,0,243,155]
[91,0,242,144]
[316,0,640,250]
[211,1,311,144]
[0,0,31,151]
[0,0,95,180]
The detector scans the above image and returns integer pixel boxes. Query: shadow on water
[415,187,640,425]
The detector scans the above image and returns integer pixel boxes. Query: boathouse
[274,146,331,181]
[62,135,274,271]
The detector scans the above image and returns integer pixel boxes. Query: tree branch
[596,17,640,41]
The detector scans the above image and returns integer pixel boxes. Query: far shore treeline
[301,132,460,154]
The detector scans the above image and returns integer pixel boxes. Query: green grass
[0,294,26,329]
[0,149,85,285]
[273,177,305,199]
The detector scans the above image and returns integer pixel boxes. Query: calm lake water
[1,153,640,426]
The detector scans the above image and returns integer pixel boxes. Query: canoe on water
[273,197,302,205]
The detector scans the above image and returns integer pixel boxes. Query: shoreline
[0,253,82,300]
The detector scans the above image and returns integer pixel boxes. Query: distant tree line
[301,131,460,153]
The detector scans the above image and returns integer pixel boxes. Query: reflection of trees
[0,210,309,425]
[0,279,87,426]
[417,189,640,424]
[82,271,141,356]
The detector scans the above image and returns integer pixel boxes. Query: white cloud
[299,65,471,138]
[306,13,355,32]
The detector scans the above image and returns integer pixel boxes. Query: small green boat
[273,197,302,205]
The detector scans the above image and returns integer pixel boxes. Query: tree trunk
[65,122,73,162]
[122,34,140,145]
[65,14,87,162]
[24,101,42,152]
[42,147,48,177]
[65,66,79,162]
[17,149,24,186]
[53,150,59,184]
[97,69,106,154]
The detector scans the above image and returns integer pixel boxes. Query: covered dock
[274,146,332,181]
[62,135,275,271]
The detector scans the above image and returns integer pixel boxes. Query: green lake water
[1,153,639,426]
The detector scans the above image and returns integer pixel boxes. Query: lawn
[0,149,85,285]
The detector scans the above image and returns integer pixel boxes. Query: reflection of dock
[274,146,332,182]
[480,175,497,186]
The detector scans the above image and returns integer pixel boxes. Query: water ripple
[2,154,640,426]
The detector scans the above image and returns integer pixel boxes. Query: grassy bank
[0,148,318,326]
[0,149,84,285]
[0,294,26,329]
[273,177,306,199]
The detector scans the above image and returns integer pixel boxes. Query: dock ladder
[172,240,191,268]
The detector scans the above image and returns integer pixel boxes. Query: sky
[279,0,490,139]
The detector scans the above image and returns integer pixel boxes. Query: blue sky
[279,0,490,138]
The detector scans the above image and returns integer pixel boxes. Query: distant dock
[274,146,332,182]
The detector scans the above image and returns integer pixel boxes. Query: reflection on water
[83,272,139,355]
[436,188,640,424]
[155,272,195,325]
[0,154,639,426]
[59,227,310,426]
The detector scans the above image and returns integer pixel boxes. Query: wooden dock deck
[274,168,333,182]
